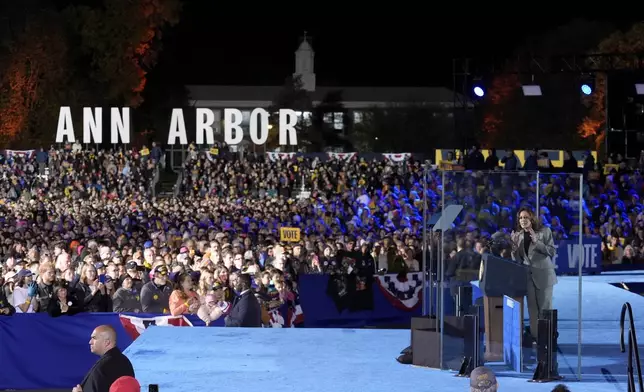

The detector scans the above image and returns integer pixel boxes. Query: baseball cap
[153,265,168,275]
[109,376,140,392]
[16,269,33,278]
[126,261,137,270]
[470,366,497,391]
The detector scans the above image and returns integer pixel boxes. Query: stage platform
[123,273,642,392]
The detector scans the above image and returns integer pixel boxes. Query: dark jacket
[80,347,135,392]
[112,288,142,313]
[140,281,172,313]
[47,296,82,317]
[35,282,54,313]
[76,283,112,312]
[0,286,15,316]
[225,290,262,327]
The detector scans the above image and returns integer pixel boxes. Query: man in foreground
[73,325,135,392]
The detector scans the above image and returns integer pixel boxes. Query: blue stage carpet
[124,273,643,392]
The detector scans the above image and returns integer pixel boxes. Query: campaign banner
[552,237,602,275]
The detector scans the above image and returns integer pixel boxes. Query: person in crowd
[0,279,15,316]
[197,290,230,326]
[225,273,261,327]
[74,325,135,392]
[47,281,82,317]
[168,272,200,316]
[11,269,37,313]
[123,261,146,293]
[140,265,172,313]
[33,263,56,313]
[112,275,142,313]
[76,264,111,312]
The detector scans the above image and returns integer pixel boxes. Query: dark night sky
[153,5,639,89]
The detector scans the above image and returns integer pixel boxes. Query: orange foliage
[1,62,34,139]
[0,31,55,143]
[74,0,180,107]
[578,117,603,138]
[488,73,520,105]
[481,73,520,136]
[579,22,644,147]
[577,73,606,141]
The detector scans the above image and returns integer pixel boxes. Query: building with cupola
[185,33,455,138]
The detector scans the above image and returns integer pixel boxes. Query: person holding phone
[510,207,557,343]
[76,264,110,313]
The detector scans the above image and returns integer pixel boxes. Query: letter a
[56,107,75,143]
[168,109,188,145]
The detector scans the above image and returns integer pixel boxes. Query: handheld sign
[280,227,301,242]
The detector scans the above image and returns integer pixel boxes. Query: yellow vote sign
[280,227,301,242]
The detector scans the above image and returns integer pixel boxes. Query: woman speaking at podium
[510,207,557,343]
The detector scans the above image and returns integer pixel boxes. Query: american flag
[119,314,193,340]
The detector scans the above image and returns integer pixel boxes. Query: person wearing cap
[112,275,142,313]
[140,265,172,313]
[124,261,145,293]
[469,366,498,392]
[11,269,36,313]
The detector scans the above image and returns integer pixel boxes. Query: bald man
[73,325,135,392]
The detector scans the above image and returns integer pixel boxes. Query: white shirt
[12,286,35,313]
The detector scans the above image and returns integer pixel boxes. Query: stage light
[522,85,542,96]
[473,86,485,97]
[579,75,595,96]
[581,83,593,95]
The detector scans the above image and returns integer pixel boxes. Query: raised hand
[510,231,521,252]
[529,228,538,243]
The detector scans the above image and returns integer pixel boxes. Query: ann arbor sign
[55,107,299,146]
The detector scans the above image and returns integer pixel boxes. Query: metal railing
[620,302,643,392]
[173,171,183,198]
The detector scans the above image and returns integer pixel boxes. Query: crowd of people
[0,143,642,323]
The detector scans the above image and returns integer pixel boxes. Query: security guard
[140,265,172,313]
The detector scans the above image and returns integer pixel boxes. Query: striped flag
[119,314,193,340]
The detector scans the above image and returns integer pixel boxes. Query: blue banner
[553,237,602,275]
[0,313,132,390]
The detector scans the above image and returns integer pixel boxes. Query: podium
[480,253,528,362]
